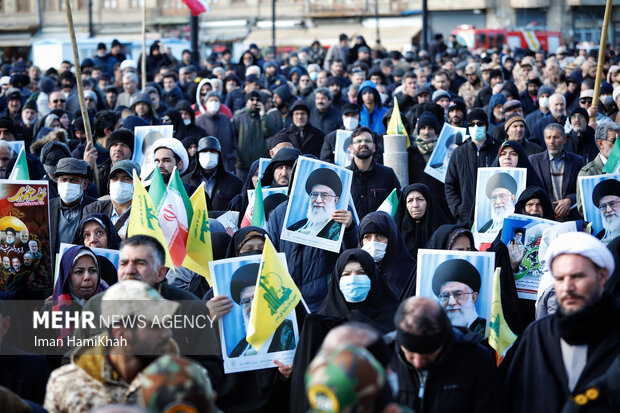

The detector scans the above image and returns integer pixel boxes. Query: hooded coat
[195,106,237,172]
[72,213,122,250]
[394,184,451,260]
[514,185,554,220]
[358,211,416,299]
[491,140,544,188]
[357,80,388,135]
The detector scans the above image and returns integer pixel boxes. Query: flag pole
[141,0,147,90]
[592,0,612,107]
[63,0,99,191]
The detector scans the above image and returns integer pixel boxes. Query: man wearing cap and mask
[431,259,486,335]
[84,160,140,239]
[226,263,295,357]
[590,179,620,244]
[195,91,236,172]
[479,172,518,233]
[49,158,97,254]
[232,90,276,179]
[504,232,620,413]
[445,108,500,226]
[182,136,242,211]
[393,296,498,411]
[44,280,180,413]
[287,168,344,240]
[95,128,135,196]
[320,103,361,164]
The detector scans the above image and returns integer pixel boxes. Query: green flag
[251,179,266,228]
[148,167,167,211]
[9,148,29,180]
[602,137,620,173]
[377,188,399,217]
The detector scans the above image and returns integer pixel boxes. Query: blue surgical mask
[468,125,486,142]
[339,274,371,303]
[601,95,613,106]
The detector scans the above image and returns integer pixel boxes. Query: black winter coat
[348,159,401,220]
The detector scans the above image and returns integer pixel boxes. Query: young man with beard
[347,127,400,219]
[504,232,620,413]
[591,179,620,244]
[479,172,517,233]
[432,259,486,336]
[287,168,345,240]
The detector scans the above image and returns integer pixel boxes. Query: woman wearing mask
[393,183,451,260]
[492,140,544,188]
[358,211,416,299]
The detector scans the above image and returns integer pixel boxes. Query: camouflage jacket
[44,333,178,413]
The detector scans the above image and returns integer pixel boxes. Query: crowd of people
[0,31,620,412]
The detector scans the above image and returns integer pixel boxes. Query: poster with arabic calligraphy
[0,180,52,292]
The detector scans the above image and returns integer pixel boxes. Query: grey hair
[123,72,138,83]
[315,87,333,101]
[544,122,565,138]
[594,121,620,141]
[0,140,14,158]
[549,93,566,106]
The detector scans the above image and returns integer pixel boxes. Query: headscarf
[72,213,122,250]
[317,248,397,333]
[358,211,416,299]
[225,226,267,258]
[487,93,507,125]
[514,185,554,220]
[425,224,475,250]
[162,109,188,140]
[491,140,544,188]
[393,183,451,259]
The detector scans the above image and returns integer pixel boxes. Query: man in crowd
[309,87,341,135]
[281,100,325,158]
[504,113,542,156]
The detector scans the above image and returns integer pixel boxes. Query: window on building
[130,0,144,7]
[103,0,117,8]
[43,0,54,11]
[17,0,30,11]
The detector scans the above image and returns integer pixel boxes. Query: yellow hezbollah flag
[246,236,301,351]
[182,183,214,285]
[385,97,411,148]
[127,171,174,269]
[488,267,518,366]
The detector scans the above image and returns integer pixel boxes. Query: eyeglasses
[438,291,474,304]
[570,114,586,120]
[310,191,336,201]
[352,138,373,145]
[490,193,511,201]
[240,297,253,306]
[52,99,66,103]
[599,200,620,211]
[580,99,592,104]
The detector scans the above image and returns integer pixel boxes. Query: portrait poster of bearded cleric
[579,173,620,245]
[416,249,494,339]
[281,156,353,253]
[210,254,299,374]
[474,167,526,239]
[0,180,52,292]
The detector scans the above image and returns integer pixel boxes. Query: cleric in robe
[228,263,295,358]
[432,259,486,337]
[592,179,620,244]
[479,172,517,233]
[286,168,343,241]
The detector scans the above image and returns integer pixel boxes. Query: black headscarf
[162,109,188,140]
[491,140,544,188]
[225,226,267,258]
[358,211,416,299]
[72,213,122,250]
[393,183,451,259]
[229,159,260,224]
[514,185,554,220]
[318,248,397,333]
[425,224,475,250]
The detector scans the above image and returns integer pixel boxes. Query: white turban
[152,137,189,175]
[545,232,615,275]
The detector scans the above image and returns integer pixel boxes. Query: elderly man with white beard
[432,259,486,337]
[479,172,517,233]
[287,168,344,241]
[592,179,620,244]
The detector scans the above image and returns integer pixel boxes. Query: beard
[491,202,515,225]
[355,148,372,159]
[307,201,336,226]
[602,212,620,241]
[445,298,479,327]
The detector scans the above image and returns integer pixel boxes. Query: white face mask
[199,152,219,170]
[183,118,191,126]
[109,181,133,204]
[206,100,220,114]
[468,125,486,142]
[342,116,359,131]
[539,96,549,109]
[57,182,83,204]
[361,241,387,262]
[309,71,319,81]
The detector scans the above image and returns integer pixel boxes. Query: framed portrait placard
[424,123,466,183]
[579,173,620,244]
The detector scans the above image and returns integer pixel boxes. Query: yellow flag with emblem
[246,236,301,351]
[488,267,518,365]
[385,97,411,148]
[182,183,214,285]
[127,171,174,269]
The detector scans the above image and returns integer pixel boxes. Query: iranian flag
[602,138,620,173]
[181,0,211,15]
[377,188,399,217]
[9,148,29,180]
[158,168,193,267]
